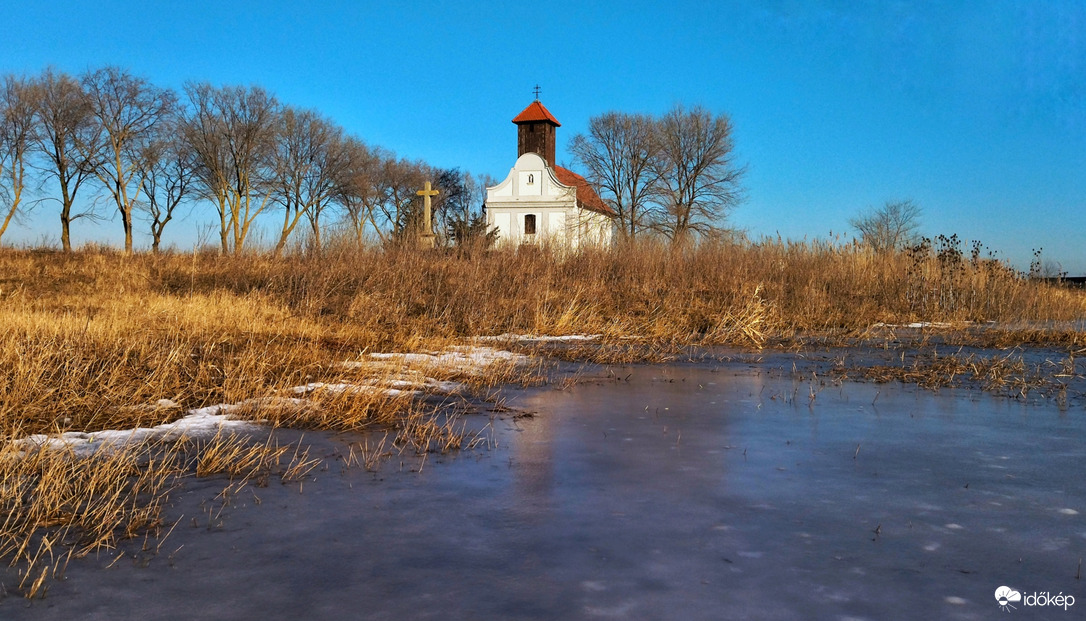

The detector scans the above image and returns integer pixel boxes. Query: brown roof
[554,166,615,217]
[512,100,561,126]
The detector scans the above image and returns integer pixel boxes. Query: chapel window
[524,214,537,235]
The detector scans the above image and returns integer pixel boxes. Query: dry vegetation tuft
[834,348,1084,400]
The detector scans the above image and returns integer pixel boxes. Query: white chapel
[486,99,615,248]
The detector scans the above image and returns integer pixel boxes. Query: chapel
[485,99,615,248]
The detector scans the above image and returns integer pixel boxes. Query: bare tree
[443,171,496,252]
[334,137,385,246]
[0,74,36,244]
[331,143,435,247]
[650,104,744,243]
[431,167,493,247]
[430,167,463,246]
[570,111,658,240]
[83,67,175,253]
[183,82,278,253]
[136,112,196,252]
[849,199,922,253]
[29,68,103,252]
[183,83,230,251]
[380,157,428,243]
[268,107,349,254]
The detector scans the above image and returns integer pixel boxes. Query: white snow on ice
[476,334,602,343]
[11,399,289,458]
[871,322,957,329]
[291,377,463,398]
[365,346,529,375]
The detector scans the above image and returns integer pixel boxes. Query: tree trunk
[0,173,23,244]
[61,209,72,252]
[274,208,291,256]
[123,210,133,254]
[219,207,229,254]
[151,217,163,253]
[310,215,322,255]
[58,176,74,252]
[0,205,17,242]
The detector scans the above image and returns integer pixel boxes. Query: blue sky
[3,1,1084,272]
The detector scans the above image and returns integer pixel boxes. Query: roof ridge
[512,100,561,126]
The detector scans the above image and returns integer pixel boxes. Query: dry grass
[1,240,1084,596]
[833,348,1084,401]
[2,239,1082,438]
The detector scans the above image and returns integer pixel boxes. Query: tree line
[569,104,745,243]
[0,67,492,254]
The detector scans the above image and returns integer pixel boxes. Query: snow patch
[366,346,528,375]
[290,377,464,398]
[871,322,958,329]
[477,333,602,343]
[291,383,412,398]
[10,398,287,458]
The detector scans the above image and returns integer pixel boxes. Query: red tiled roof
[554,166,615,217]
[512,100,561,126]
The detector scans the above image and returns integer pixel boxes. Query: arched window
[524,214,537,235]
[527,174,534,184]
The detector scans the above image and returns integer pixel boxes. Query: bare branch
[267,106,350,255]
[570,111,659,240]
[136,112,196,252]
[182,82,278,253]
[28,68,105,251]
[0,74,36,244]
[651,104,745,244]
[83,66,175,253]
[850,199,922,252]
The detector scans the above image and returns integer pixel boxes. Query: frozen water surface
[4,364,1083,620]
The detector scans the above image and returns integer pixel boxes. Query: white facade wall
[485,153,613,249]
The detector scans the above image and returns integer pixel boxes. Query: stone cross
[416,181,439,249]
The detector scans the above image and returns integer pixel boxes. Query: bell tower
[512,92,561,166]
